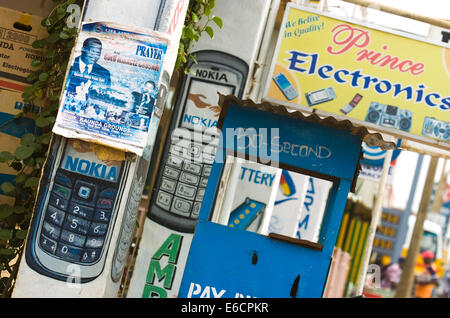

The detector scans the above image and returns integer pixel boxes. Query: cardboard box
[0,6,47,92]
[0,7,46,205]
[0,89,42,205]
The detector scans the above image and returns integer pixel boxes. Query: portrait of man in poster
[66,37,111,97]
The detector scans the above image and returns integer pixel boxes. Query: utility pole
[355,148,393,296]
[395,156,439,298]
[390,154,424,264]
[431,160,448,214]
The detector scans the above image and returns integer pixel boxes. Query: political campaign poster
[53,22,168,155]
[264,3,450,150]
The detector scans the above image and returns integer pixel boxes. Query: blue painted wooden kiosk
[178,95,393,298]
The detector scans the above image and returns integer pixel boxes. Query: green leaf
[0,230,13,240]
[46,32,60,44]
[59,31,70,39]
[13,206,26,215]
[0,205,14,219]
[44,50,56,59]
[32,39,45,49]
[39,72,49,82]
[0,182,15,194]
[0,152,14,163]
[20,133,36,146]
[47,116,56,123]
[15,230,28,240]
[184,26,195,40]
[37,133,52,145]
[35,116,51,128]
[49,93,60,101]
[42,18,52,27]
[212,16,223,28]
[23,86,34,95]
[8,237,24,248]
[15,145,34,160]
[56,5,67,19]
[24,177,39,189]
[48,101,60,112]
[14,173,27,184]
[35,157,46,165]
[34,88,44,99]
[0,248,16,256]
[191,12,199,23]
[23,157,35,167]
[204,5,212,16]
[205,26,214,39]
[31,59,42,68]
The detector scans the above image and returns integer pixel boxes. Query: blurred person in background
[380,257,405,291]
[414,251,439,298]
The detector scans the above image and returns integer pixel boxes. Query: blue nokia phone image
[26,136,129,283]
[273,72,298,101]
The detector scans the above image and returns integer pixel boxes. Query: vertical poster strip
[296,177,332,242]
[129,219,193,298]
[222,160,280,235]
[269,170,308,237]
[53,22,169,155]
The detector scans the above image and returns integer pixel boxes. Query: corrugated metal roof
[220,95,397,150]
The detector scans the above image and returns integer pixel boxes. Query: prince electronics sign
[264,4,450,149]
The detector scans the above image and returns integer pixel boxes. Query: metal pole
[340,0,450,29]
[431,159,448,214]
[355,149,393,296]
[391,154,424,263]
[395,156,439,298]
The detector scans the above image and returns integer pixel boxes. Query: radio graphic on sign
[422,117,450,142]
[365,102,413,132]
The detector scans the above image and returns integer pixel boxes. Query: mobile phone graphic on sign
[305,87,336,106]
[273,72,298,101]
[227,198,266,231]
[26,137,129,283]
[148,51,249,233]
[340,94,363,115]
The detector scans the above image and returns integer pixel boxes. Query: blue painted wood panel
[218,103,361,181]
[180,101,363,298]
[179,221,330,298]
